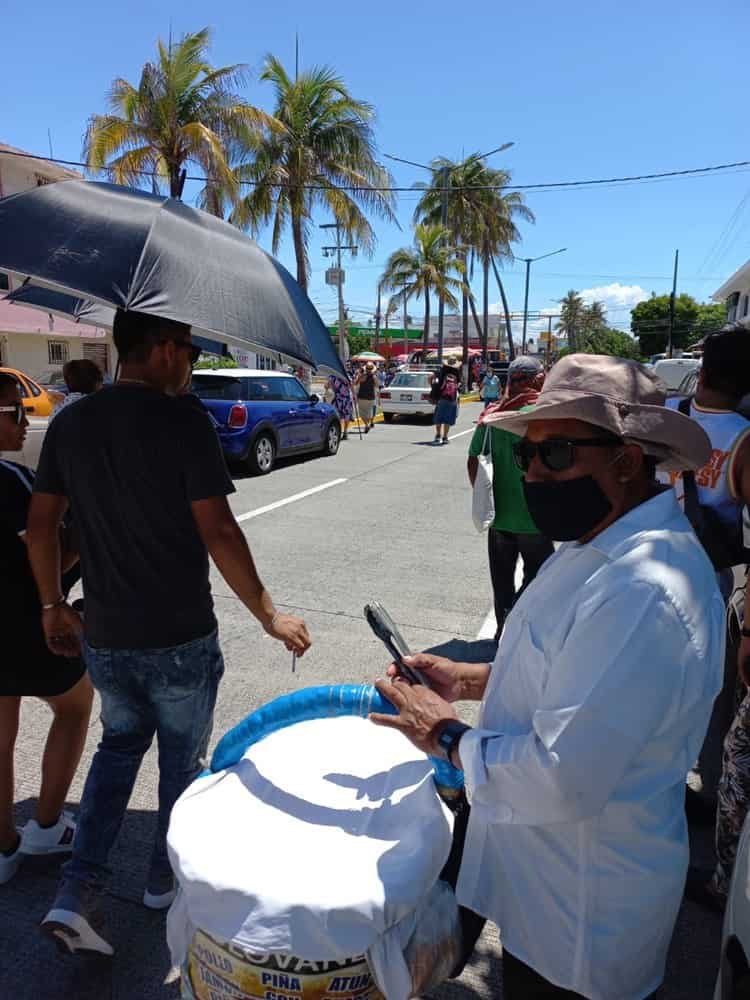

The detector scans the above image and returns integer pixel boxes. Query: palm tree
[379,223,465,354]
[84,28,270,213]
[414,156,533,363]
[557,290,586,352]
[232,55,397,292]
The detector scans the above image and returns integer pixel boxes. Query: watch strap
[437,720,471,763]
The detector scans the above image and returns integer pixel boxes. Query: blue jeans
[64,631,224,889]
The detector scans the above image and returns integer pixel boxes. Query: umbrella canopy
[352,351,386,363]
[6,283,115,328]
[0,180,346,378]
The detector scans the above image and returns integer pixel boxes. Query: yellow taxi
[0,367,65,417]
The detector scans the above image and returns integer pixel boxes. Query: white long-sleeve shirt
[457,488,725,1000]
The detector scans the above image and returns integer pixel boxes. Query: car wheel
[383,412,395,423]
[248,432,275,475]
[322,420,341,456]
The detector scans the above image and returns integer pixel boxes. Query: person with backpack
[479,370,501,409]
[431,358,461,445]
[663,326,750,912]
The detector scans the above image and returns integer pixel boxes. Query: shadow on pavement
[0,799,178,1000]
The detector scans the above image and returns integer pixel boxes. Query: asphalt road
[0,401,723,999]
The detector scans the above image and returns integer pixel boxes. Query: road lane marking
[478,608,497,640]
[476,560,525,640]
[449,428,475,440]
[236,478,348,522]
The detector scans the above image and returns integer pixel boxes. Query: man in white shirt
[371,354,725,1000]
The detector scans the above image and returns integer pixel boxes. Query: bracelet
[41,597,66,612]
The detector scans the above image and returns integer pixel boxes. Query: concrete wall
[0,151,80,199]
[0,330,114,381]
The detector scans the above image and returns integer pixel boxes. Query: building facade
[0,143,114,377]
[713,260,750,327]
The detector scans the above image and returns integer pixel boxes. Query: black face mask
[522,476,613,541]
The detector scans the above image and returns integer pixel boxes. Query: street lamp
[384,142,514,363]
[517,248,568,352]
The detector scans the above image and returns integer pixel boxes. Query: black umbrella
[5,284,236,359]
[6,283,115,328]
[0,180,346,377]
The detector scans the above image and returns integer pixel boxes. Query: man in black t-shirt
[28,310,311,958]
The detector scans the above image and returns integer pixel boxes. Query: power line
[3,147,750,195]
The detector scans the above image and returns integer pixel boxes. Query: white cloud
[578,282,649,316]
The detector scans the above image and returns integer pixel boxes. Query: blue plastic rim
[210,683,464,791]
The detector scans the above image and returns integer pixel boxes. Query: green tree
[379,223,465,353]
[631,294,726,357]
[414,155,533,362]
[194,355,239,369]
[232,55,396,292]
[556,290,586,352]
[84,27,268,210]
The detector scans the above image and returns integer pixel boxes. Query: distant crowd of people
[4,316,750,999]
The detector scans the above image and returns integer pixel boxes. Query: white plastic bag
[472,425,494,532]
[367,879,463,1000]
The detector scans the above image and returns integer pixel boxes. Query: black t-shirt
[34,385,235,650]
[0,460,79,634]
[1,460,41,631]
[358,374,376,400]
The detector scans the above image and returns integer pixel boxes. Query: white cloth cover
[472,426,495,532]
[167,716,453,971]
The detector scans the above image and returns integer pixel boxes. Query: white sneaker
[0,833,23,885]
[143,870,177,910]
[21,813,76,855]
[41,878,114,957]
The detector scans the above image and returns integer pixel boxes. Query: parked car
[379,371,435,422]
[652,357,701,391]
[672,368,750,419]
[0,367,64,417]
[190,370,341,475]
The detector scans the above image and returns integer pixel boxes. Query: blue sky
[2,0,749,339]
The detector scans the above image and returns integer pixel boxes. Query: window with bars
[48,341,69,364]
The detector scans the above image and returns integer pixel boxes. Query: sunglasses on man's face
[170,340,202,366]
[0,402,25,425]
[512,436,622,473]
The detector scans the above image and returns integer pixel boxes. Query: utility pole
[374,283,382,350]
[521,258,531,354]
[403,287,409,360]
[518,247,568,353]
[436,165,450,363]
[667,249,679,359]
[321,222,357,364]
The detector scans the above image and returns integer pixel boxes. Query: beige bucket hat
[483,353,711,472]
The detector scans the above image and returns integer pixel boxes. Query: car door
[279,377,318,448]
[245,377,296,451]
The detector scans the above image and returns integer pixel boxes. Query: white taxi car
[380,370,435,422]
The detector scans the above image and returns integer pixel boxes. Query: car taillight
[228,404,247,429]
[380,391,391,399]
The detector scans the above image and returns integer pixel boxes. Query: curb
[349,394,481,429]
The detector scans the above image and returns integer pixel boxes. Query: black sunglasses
[512,436,622,473]
[0,402,25,425]
[170,340,202,366]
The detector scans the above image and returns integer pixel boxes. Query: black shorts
[2,621,86,698]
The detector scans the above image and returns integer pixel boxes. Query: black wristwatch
[742,627,750,639]
[437,721,471,766]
